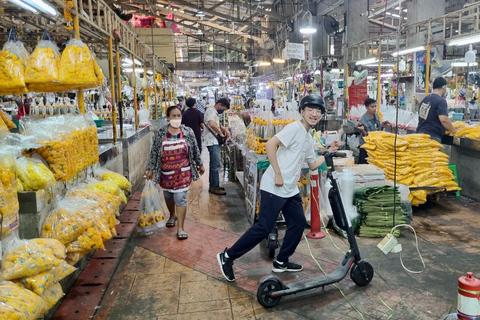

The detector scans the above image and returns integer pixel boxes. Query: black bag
[205,123,226,145]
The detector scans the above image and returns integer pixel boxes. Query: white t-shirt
[203,107,219,146]
[260,121,316,198]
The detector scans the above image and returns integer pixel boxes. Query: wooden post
[376,41,383,121]
[73,0,85,114]
[132,54,138,131]
[108,36,117,143]
[115,46,123,138]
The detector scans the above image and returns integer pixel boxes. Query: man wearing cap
[416,77,457,142]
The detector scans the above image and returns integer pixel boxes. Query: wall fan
[323,15,340,36]
[347,70,368,86]
[431,57,453,77]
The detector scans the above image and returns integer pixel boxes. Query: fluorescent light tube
[356,57,378,65]
[448,35,480,46]
[451,62,478,67]
[391,46,425,57]
[22,0,57,16]
[299,26,317,34]
[8,0,38,13]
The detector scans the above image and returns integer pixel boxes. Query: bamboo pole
[108,36,117,143]
[132,54,138,131]
[153,69,158,119]
[425,44,431,96]
[376,42,383,121]
[73,1,85,114]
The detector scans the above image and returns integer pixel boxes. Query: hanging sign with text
[284,43,305,60]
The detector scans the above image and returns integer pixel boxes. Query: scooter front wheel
[350,260,374,286]
[257,279,283,308]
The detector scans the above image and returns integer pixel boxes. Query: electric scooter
[256,151,374,308]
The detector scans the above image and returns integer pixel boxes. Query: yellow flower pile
[25,40,61,90]
[0,241,60,280]
[0,117,9,133]
[0,155,19,237]
[0,281,47,320]
[35,125,98,181]
[15,157,56,191]
[0,109,16,129]
[59,39,98,88]
[41,203,94,245]
[0,42,27,93]
[51,260,75,281]
[362,132,460,206]
[138,210,165,228]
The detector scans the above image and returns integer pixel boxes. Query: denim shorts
[163,190,188,207]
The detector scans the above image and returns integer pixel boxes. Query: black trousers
[227,190,306,262]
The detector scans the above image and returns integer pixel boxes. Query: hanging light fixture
[299,11,317,34]
[9,0,58,15]
[208,44,214,52]
[195,0,205,17]
[258,55,272,66]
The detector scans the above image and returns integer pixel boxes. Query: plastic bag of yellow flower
[0,30,29,93]
[0,117,8,133]
[25,30,61,87]
[67,227,105,253]
[59,39,97,88]
[0,152,20,238]
[39,282,63,313]
[93,167,131,191]
[0,238,60,280]
[137,180,166,235]
[41,199,94,245]
[51,260,75,281]
[0,109,16,129]
[0,281,47,320]
[85,179,127,203]
[15,156,55,191]
[20,270,56,295]
[30,238,66,260]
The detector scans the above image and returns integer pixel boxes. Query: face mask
[217,109,224,114]
[169,119,181,128]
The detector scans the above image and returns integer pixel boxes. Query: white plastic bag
[137,181,166,235]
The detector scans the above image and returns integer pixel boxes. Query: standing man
[217,95,340,282]
[357,98,389,164]
[204,98,230,195]
[182,97,205,154]
[196,96,207,114]
[416,77,457,142]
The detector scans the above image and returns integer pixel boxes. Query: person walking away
[203,98,231,195]
[146,106,205,240]
[416,77,457,142]
[182,97,205,154]
[217,95,340,282]
[196,96,207,114]
[357,98,389,164]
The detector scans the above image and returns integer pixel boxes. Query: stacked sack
[0,32,30,94]
[0,238,75,318]
[15,156,56,191]
[361,132,460,206]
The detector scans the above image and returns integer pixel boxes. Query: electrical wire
[390,224,426,274]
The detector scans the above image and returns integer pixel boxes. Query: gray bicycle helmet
[299,94,326,114]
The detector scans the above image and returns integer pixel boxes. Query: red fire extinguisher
[457,272,480,320]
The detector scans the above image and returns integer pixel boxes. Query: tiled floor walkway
[81,165,480,320]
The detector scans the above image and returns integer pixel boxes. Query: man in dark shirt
[416,77,456,142]
[182,97,205,153]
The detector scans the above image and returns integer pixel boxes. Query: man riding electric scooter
[217,94,341,282]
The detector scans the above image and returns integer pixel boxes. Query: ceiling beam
[369,0,402,19]
[154,6,264,43]
[369,18,398,31]
[159,0,272,34]
[220,0,285,22]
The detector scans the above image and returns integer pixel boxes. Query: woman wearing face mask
[146,106,205,240]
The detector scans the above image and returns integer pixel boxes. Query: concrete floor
[88,164,480,320]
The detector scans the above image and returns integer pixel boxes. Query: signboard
[348,81,368,109]
[285,43,305,60]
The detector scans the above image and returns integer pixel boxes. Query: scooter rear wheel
[267,238,276,258]
[257,279,283,308]
[350,261,374,286]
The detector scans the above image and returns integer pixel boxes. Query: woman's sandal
[177,230,188,240]
[166,217,177,228]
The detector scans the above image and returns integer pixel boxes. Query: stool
[448,164,461,198]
